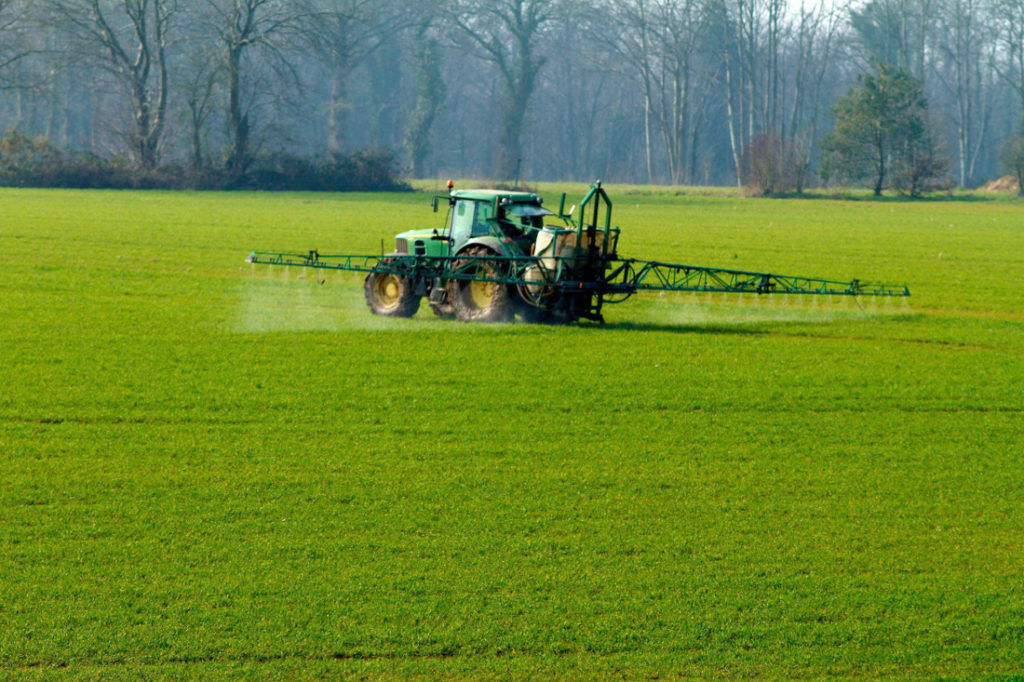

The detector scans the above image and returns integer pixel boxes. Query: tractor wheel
[363,259,420,317]
[426,279,455,318]
[447,245,513,323]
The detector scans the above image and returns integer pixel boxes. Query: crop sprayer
[246,181,910,323]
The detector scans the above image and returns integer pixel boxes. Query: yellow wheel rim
[468,278,495,309]
[374,274,401,307]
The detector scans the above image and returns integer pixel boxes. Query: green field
[1,187,1022,679]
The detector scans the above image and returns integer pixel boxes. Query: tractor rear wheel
[517,301,554,324]
[364,259,420,317]
[447,245,513,323]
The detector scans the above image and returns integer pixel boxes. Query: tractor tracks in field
[9,645,530,673]
[0,414,263,427]
[592,402,1024,417]
[603,320,1016,353]
[772,329,1008,351]
[8,642,621,674]
[170,649,463,665]
[4,403,1021,430]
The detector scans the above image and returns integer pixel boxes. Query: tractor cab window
[472,201,493,235]
[506,203,553,235]
[450,199,494,248]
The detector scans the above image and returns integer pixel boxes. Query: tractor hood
[394,228,448,258]
[396,228,436,241]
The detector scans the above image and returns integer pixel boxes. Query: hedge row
[0,131,409,192]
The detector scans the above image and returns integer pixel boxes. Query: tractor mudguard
[459,235,512,258]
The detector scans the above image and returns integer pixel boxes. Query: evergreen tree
[821,62,948,196]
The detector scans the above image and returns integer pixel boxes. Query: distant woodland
[0,0,1021,190]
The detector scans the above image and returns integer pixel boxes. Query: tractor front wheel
[364,259,420,317]
[447,246,513,323]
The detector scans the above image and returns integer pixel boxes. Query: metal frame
[247,250,910,299]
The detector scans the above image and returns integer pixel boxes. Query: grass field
[1,186,1022,679]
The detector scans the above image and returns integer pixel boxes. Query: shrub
[743,135,810,196]
[998,136,1024,197]
[0,130,409,192]
[0,129,64,187]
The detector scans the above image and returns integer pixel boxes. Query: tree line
[0,0,1022,192]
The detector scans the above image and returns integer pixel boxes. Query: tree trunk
[496,89,530,180]
[226,46,248,176]
[327,71,345,154]
[405,22,443,178]
[451,0,550,182]
[875,143,886,196]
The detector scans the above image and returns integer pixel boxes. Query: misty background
[0,0,1019,188]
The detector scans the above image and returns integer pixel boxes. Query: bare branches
[0,0,1017,187]
[194,0,315,174]
[611,0,711,184]
[303,0,412,153]
[0,0,36,89]
[448,0,558,178]
[36,0,173,167]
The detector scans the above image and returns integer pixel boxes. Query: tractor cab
[392,189,551,260]
[445,189,552,256]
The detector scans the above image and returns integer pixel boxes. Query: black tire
[429,302,455,319]
[517,301,554,324]
[363,259,420,317]
[426,279,455,318]
[447,245,513,323]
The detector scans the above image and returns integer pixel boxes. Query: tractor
[247,181,909,323]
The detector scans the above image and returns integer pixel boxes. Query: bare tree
[40,0,174,168]
[709,0,788,186]
[994,0,1024,131]
[783,0,845,190]
[199,0,309,175]
[932,0,996,186]
[3,0,1020,187]
[180,49,218,168]
[613,0,710,184]
[404,16,444,177]
[305,0,408,155]
[1,1,33,91]
[522,2,613,181]
[849,0,936,77]
[449,0,557,180]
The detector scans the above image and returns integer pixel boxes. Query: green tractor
[365,186,578,323]
[248,182,909,323]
